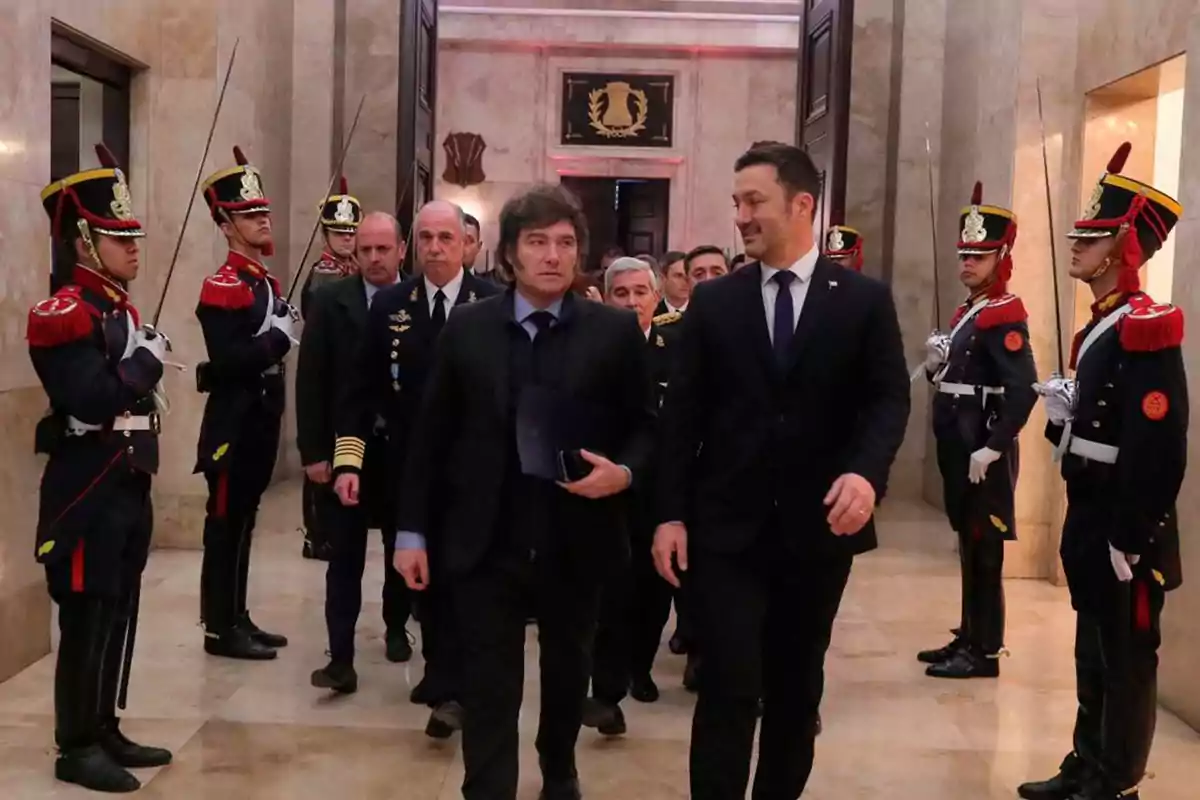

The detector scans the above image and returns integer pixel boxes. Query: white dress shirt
[364,274,401,309]
[760,245,819,344]
[425,269,465,317]
[664,300,688,314]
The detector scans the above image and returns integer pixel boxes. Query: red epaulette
[199,268,255,310]
[1120,298,1184,352]
[312,257,341,275]
[27,286,97,347]
[975,294,1028,329]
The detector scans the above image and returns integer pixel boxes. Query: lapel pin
[828,280,838,289]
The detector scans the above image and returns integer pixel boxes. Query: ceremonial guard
[823,220,864,271]
[1020,143,1187,800]
[918,181,1037,679]
[195,146,296,660]
[30,144,173,791]
[299,176,361,562]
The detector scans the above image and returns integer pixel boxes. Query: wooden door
[618,179,669,258]
[560,177,618,272]
[795,0,854,247]
[398,0,437,269]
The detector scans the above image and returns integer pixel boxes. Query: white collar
[425,268,465,305]
[666,300,688,313]
[760,244,819,287]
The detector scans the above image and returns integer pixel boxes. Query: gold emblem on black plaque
[562,73,674,147]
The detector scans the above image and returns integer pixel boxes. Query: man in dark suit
[653,250,688,317]
[298,212,411,693]
[393,185,656,800]
[334,201,500,735]
[653,142,910,800]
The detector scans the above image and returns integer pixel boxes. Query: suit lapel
[738,263,776,381]
[786,257,836,370]
[489,291,516,416]
[338,275,368,330]
[455,273,484,308]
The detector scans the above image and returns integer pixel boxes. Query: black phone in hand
[556,449,594,482]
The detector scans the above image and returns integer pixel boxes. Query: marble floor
[2,482,1199,799]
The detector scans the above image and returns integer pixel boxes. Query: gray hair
[604,256,659,295]
[414,200,467,235]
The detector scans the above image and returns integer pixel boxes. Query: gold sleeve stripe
[333,436,366,470]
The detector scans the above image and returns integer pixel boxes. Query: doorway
[560,176,670,271]
[50,30,133,181]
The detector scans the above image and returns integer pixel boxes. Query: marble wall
[433,43,796,260]
[0,0,336,680]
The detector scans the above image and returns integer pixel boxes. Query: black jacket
[397,290,657,576]
[657,257,910,558]
[333,271,500,480]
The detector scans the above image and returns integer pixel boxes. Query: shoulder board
[199,269,255,309]
[1120,302,1184,352]
[652,311,682,326]
[975,294,1027,329]
[27,287,97,347]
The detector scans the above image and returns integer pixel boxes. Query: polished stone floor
[2,482,1199,798]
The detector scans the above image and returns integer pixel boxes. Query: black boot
[410,677,436,706]
[1017,752,1088,800]
[917,633,965,664]
[539,756,582,800]
[56,744,141,793]
[925,647,999,679]
[386,628,413,663]
[311,661,358,694]
[425,700,465,739]
[582,698,626,736]
[241,613,288,648]
[204,627,277,660]
[629,674,659,703]
[98,719,173,768]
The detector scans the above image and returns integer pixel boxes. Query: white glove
[1108,543,1140,582]
[270,309,297,343]
[968,447,1001,484]
[132,327,169,362]
[1033,372,1077,425]
[923,331,952,373]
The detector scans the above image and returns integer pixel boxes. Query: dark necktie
[430,289,447,335]
[527,310,555,338]
[772,270,796,368]
[527,310,556,382]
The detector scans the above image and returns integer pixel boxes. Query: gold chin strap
[1083,224,1127,284]
[77,218,103,271]
[219,207,254,253]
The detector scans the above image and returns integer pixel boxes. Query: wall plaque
[561,73,674,148]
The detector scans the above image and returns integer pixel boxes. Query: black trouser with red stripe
[46,470,152,752]
[200,415,280,635]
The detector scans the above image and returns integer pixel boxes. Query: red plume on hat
[95,143,121,169]
[338,175,349,194]
[233,145,249,166]
[971,180,983,205]
[1107,141,1131,174]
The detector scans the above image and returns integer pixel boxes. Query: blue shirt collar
[513,289,564,323]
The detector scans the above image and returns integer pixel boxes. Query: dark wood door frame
[795,0,854,245]
[398,0,438,268]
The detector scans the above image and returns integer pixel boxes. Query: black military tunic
[334,271,500,699]
[28,264,162,763]
[1046,290,1186,793]
[194,250,291,641]
[929,292,1037,661]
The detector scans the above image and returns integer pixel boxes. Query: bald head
[356,211,405,288]
[414,200,466,287]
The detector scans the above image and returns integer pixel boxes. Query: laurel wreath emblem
[587,87,649,139]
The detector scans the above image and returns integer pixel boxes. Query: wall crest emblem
[588,82,649,139]
[442,132,487,188]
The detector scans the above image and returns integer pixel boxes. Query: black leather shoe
[56,744,141,792]
[386,629,413,663]
[204,628,277,660]
[98,720,173,768]
[683,654,701,692]
[539,777,582,800]
[668,630,689,655]
[925,649,999,679]
[1017,753,1088,800]
[581,699,626,736]
[917,635,965,664]
[302,535,332,562]
[629,674,659,703]
[425,700,465,739]
[311,661,358,694]
[410,678,435,706]
[241,614,288,648]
